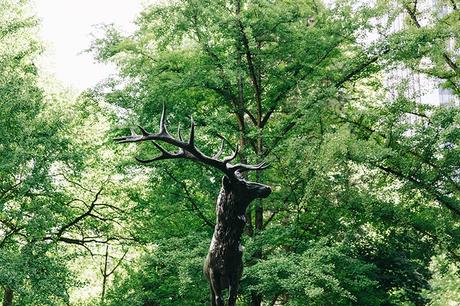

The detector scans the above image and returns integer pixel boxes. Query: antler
[114,104,269,178]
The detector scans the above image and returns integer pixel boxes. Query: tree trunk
[251,35,265,306]
[234,0,253,239]
[235,0,264,304]
[251,148,264,306]
[2,287,13,306]
[101,245,109,304]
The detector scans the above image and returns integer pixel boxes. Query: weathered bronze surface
[116,105,271,305]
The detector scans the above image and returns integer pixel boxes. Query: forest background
[1,0,460,305]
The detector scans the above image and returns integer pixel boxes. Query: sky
[35,0,146,91]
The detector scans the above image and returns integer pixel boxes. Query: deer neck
[212,184,250,246]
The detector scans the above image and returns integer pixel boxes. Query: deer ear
[222,175,232,190]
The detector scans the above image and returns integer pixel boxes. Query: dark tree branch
[335,49,388,88]
[244,108,258,126]
[0,180,23,200]
[261,36,347,128]
[106,249,128,277]
[56,187,104,237]
[377,165,460,217]
[237,18,262,117]
[191,15,239,111]
[403,3,460,75]
[341,115,460,193]
[58,174,97,193]
[0,226,23,248]
[165,170,215,228]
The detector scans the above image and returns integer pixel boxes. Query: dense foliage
[1,0,459,305]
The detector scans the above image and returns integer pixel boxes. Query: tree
[89,0,459,305]
[0,2,133,304]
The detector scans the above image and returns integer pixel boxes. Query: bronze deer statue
[115,105,271,306]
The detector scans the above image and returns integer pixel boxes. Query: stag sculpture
[115,105,271,306]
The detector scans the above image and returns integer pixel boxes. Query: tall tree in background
[0,1,132,304]
[94,0,460,305]
[0,1,68,303]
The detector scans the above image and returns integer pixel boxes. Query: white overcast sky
[35,0,147,91]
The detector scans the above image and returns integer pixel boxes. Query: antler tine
[135,141,184,164]
[231,161,270,173]
[113,128,142,143]
[189,117,195,146]
[223,145,239,163]
[135,156,169,163]
[151,141,171,155]
[213,139,225,159]
[159,103,169,135]
[138,125,150,136]
[177,123,183,141]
